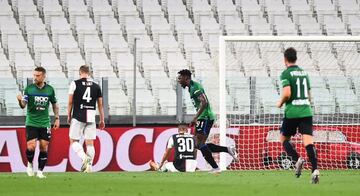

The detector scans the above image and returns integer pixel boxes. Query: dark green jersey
[280,65,312,118]
[24,83,57,128]
[188,80,215,120]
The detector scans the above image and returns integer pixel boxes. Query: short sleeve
[193,84,204,98]
[280,73,290,87]
[68,81,76,95]
[50,88,57,104]
[97,85,103,98]
[167,137,174,149]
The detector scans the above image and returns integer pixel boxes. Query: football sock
[86,145,95,164]
[305,144,318,173]
[71,142,86,161]
[282,140,299,163]
[207,143,228,153]
[26,149,35,163]
[38,151,48,171]
[199,144,219,169]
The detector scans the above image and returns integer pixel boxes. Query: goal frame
[218,36,360,170]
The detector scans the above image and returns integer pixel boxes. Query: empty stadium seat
[0,0,359,117]
[220,14,248,35]
[269,14,298,36]
[344,14,360,35]
[248,15,273,35]
[295,14,322,35]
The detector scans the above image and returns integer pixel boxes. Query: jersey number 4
[82,87,92,103]
[177,137,194,152]
[295,78,308,98]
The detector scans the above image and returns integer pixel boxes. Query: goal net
[214,36,360,170]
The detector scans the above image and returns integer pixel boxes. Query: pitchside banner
[1,126,359,172]
[0,126,237,172]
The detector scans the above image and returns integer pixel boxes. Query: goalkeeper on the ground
[150,123,197,172]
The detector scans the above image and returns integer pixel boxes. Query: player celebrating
[150,123,197,172]
[177,69,238,173]
[17,67,60,179]
[68,65,105,173]
[276,47,319,184]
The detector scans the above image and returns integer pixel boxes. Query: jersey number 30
[177,138,194,152]
[82,87,92,103]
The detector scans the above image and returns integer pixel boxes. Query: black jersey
[171,134,195,172]
[69,78,102,123]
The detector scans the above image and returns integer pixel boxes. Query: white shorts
[69,118,96,140]
[161,160,197,172]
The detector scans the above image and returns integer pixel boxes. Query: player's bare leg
[26,139,36,177]
[84,139,95,173]
[303,134,319,184]
[37,140,49,179]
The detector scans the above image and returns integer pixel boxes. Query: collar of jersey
[81,77,94,81]
[190,80,194,86]
[34,82,47,90]
[287,65,298,69]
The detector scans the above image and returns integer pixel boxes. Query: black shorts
[26,126,51,141]
[280,116,313,137]
[195,119,214,136]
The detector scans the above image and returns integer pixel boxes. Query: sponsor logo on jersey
[80,104,95,109]
[34,96,48,107]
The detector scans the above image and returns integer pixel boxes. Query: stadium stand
[0,0,359,117]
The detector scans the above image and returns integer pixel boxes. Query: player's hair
[284,47,297,63]
[177,122,188,134]
[178,69,192,78]
[34,66,46,74]
[79,65,90,74]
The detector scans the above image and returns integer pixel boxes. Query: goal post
[218,36,360,170]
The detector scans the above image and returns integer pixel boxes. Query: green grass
[1,170,360,196]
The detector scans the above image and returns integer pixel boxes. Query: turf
[0,170,359,196]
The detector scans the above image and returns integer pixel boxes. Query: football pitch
[1,170,359,196]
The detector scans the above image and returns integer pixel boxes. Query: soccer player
[150,123,197,172]
[67,65,105,173]
[177,69,238,173]
[16,67,60,179]
[276,47,319,184]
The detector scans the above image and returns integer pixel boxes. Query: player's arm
[16,94,27,109]
[159,137,174,170]
[52,102,60,130]
[276,86,291,108]
[50,89,60,130]
[158,148,172,170]
[67,81,76,125]
[67,94,73,125]
[308,89,312,103]
[17,87,28,109]
[190,93,208,127]
[97,97,105,129]
[306,76,312,103]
